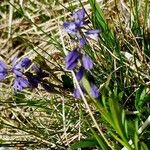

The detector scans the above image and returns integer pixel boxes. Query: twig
[8,0,14,39]
[138,115,150,134]
[62,96,70,146]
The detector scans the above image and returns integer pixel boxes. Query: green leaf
[0,139,5,144]
[88,0,115,49]
[134,120,139,150]
[14,92,26,103]
[135,86,150,110]
[140,142,149,150]
[109,99,126,139]
[143,0,148,29]
[93,100,113,125]
[122,110,128,138]
[111,133,132,150]
[81,75,91,94]
[68,138,98,150]
[90,127,110,150]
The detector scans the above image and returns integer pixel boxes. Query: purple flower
[63,22,77,35]
[73,9,85,27]
[82,54,93,70]
[20,57,31,68]
[79,38,87,47]
[76,66,84,81]
[0,60,7,81]
[26,72,40,88]
[13,76,29,91]
[12,69,23,77]
[65,49,80,70]
[73,85,86,99]
[85,29,100,41]
[25,65,49,89]
[63,8,100,47]
[28,76,39,88]
[13,57,31,70]
[12,57,31,77]
[63,8,100,42]
[32,65,49,78]
[90,84,100,98]
[63,9,85,35]
[73,88,81,99]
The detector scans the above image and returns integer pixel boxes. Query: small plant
[0,0,149,149]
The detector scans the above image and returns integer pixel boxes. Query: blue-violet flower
[63,22,77,35]
[76,66,84,81]
[13,76,29,91]
[73,9,85,27]
[73,88,81,99]
[85,29,100,41]
[0,60,7,81]
[12,57,31,77]
[63,9,85,35]
[90,84,100,98]
[65,49,80,70]
[32,64,49,78]
[79,38,87,47]
[82,54,93,70]
[20,57,31,69]
[26,72,39,88]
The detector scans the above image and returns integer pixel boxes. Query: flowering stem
[72,72,112,148]
[58,23,112,149]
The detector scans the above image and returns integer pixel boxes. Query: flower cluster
[63,9,100,47]
[26,64,51,91]
[0,58,32,91]
[65,48,93,71]
[0,57,50,92]
[64,8,100,99]
[12,57,31,90]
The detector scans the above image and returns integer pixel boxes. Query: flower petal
[63,22,77,35]
[13,57,31,70]
[0,60,7,72]
[32,64,49,78]
[66,60,78,70]
[13,77,29,91]
[85,29,100,41]
[82,54,93,70]
[76,66,84,81]
[0,60,7,81]
[0,73,7,81]
[73,9,85,27]
[66,49,80,63]
[20,57,31,68]
[26,72,39,88]
[73,88,81,99]
[13,69,23,77]
[65,49,80,70]
[79,38,87,47]
[90,84,100,98]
